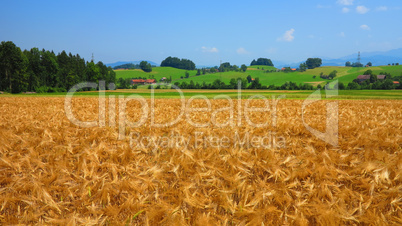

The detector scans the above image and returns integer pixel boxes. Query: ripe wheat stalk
[0,97,401,225]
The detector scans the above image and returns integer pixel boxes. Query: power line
[357,51,361,64]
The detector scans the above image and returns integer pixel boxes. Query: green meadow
[115,65,402,87]
[4,65,399,99]
[115,67,198,81]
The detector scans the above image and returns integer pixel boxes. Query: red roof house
[131,79,146,84]
[146,79,156,84]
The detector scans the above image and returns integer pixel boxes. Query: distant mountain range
[106,60,159,68]
[276,48,402,68]
[107,48,402,69]
[322,48,402,67]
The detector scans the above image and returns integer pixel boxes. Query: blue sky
[1,0,401,66]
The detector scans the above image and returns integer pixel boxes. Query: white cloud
[376,6,388,11]
[278,28,295,42]
[337,0,354,6]
[201,46,218,53]
[339,32,346,37]
[342,7,350,13]
[360,24,371,30]
[356,5,369,14]
[236,47,250,55]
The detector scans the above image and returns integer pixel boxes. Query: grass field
[247,65,277,71]
[115,65,402,87]
[0,97,401,224]
[115,67,199,81]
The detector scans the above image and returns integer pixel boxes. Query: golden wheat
[0,97,401,225]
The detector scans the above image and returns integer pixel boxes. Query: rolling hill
[115,65,402,87]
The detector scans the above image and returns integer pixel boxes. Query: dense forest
[0,41,116,93]
[160,56,196,70]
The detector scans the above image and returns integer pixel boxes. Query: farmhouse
[377,75,386,80]
[357,75,370,83]
[357,74,387,83]
[131,79,156,85]
[393,81,400,85]
[131,79,146,85]
[146,79,156,84]
[281,68,297,71]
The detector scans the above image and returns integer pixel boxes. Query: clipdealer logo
[128,131,286,151]
[64,80,339,149]
[302,80,339,146]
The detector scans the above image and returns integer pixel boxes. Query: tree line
[345,61,364,67]
[113,61,155,71]
[169,78,400,90]
[0,41,116,93]
[113,63,140,70]
[218,62,247,72]
[171,78,315,90]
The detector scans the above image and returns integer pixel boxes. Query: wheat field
[0,97,401,225]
